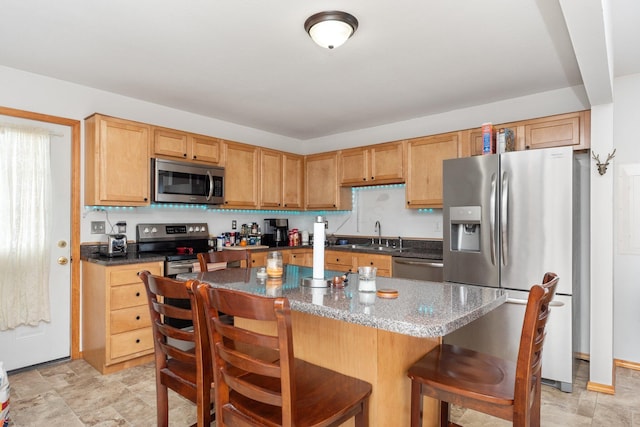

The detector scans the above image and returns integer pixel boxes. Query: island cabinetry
[84,114,150,206]
[340,140,406,186]
[152,126,222,164]
[82,261,162,374]
[406,131,464,208]
[305,152,352,210]
[222,140,260,208]
[353,253,392,277]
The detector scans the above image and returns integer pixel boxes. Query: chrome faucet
[398,236,403,250]
[374,220,382,244]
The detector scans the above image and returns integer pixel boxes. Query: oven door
[152,158,224,205]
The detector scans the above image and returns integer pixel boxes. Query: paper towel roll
[313,217,325,279]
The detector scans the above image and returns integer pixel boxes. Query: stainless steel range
[136,222,210,277]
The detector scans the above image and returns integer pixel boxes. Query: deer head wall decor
[591,149,616,175]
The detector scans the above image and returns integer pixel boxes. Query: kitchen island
[179,265,506,427]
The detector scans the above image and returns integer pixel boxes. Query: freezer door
[443,289,574,391]
[500,147,573,294]
[443,155,500,287]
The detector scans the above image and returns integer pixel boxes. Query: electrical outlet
[434,221,442,232]
[91,221,106,234]
[232,220,237,230]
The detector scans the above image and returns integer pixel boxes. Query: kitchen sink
[348,244,399,253]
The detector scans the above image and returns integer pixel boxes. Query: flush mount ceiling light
[304,11,359,49]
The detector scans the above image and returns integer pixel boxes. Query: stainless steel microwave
[152,158,224,205]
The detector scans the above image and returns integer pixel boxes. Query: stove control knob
[188,226,194,232]
[194,226,200,232]
[151,227,158,233]
[143,227,150,234]
[201,226,207,233]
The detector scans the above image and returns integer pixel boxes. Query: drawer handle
[136,339,140,344]
[136,292,140,297]
[136,315,140,320]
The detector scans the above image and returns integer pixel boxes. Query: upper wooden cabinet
[523,111,590,150]
[340,141,406,186]
[305,152,352,210]
[282,153,304,209]
[223,141,259,208]
[259,148,283,208]
[406,132,464,209]
[467,110,590,155]
[152,126,222,164]
[84,114,150,206]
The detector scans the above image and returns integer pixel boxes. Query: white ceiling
[0,0,638,140]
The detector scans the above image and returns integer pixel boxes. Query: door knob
[57,256,69,265]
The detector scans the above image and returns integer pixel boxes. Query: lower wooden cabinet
[82,261,163,374]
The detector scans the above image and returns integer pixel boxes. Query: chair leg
[156,382,169,427]
[531,378,542,427]
[410,380,423,427]
[354,398,369,427]
[440,400,450,427]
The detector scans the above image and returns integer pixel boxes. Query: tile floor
[4,358,639,426]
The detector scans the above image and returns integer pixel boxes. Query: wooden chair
[191,281,373,427]
[138,271,214,427]
[408,272,559,427]
[197,249,250,272]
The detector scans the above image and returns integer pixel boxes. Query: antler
[605,148,616,163]
[591,150,600,162]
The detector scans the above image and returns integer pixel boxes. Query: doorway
[0,107,80,370]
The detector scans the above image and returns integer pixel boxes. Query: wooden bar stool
[139,271,214,427]
[196,249,250,272]
[191,282,373,427]
[408,272,559,427]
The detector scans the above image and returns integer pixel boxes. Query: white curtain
[0,125,52,330]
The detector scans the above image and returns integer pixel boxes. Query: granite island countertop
[178,265,505,338]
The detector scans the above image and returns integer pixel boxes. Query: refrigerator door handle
[490,173,497,265]
[506,297,565,307]
[501,171,509,266]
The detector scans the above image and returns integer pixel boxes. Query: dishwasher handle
[393,259,443,268]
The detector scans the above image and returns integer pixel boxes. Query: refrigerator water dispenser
[450,206,481,252]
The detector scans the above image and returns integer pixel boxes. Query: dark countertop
[80,238,443,266]
[177,265,504,338]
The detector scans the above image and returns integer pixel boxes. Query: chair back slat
[198,250,250,272]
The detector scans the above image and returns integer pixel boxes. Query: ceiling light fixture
[304,11,358,49]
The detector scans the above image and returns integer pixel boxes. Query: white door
[0,115,71,371]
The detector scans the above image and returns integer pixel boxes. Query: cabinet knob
[136,315,140,320]
[193,155,197,159]
[362,177,366,181]
[371,176,375,180]
[136,292,140,297]
[183,153,187,157]
[136,339,140,344]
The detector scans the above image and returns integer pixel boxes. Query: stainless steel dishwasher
[392,257,444,282]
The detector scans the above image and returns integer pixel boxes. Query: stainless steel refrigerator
[442,146,585,392]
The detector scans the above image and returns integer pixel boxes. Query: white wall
[613,73,640,363]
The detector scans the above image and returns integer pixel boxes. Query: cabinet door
[287,249,312,267]
[223,141,259,208]
[523,111,589,150]
[340,147,368,185]
[260,148,283,208]
[305,152,351,210]
[353,253,392,277]
[282,153,304,209]
[251,252,268,267]
[406,133,461,208]
[85,114,150,206]
[190,134,222,164]
[325,250,354,272]
[370,141,405,184]
[153,127,188,159]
